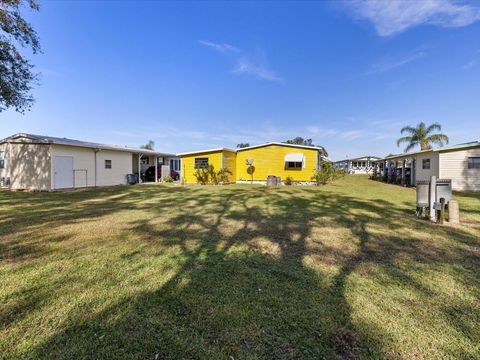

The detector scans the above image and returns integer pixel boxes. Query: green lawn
[1,176,479,359]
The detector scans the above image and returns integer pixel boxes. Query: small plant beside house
[312,162,345,185]
[193,165,232,185]
[194,167,210,185]
[217,168,232,184]
[208,165,219,185]
[284,176,294,185]
[162,175,174,183]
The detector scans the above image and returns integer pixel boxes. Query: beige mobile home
[374,141,480,191]
[0,133,178,191]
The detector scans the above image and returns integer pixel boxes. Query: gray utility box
[161,165,171,181]
[416,180,430,208]
[435,179,452,204]
[266,175,281,186]
[416,179,452,208]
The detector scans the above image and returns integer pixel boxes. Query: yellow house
[178,142,326,184]
[179,148,237,184]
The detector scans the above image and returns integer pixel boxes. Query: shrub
[208,165,218,185]
[217,168,232,184]
[193,165,233,185]
[284,176,294,186]
[163,175,173,183]
[194,168,209,185]
[312,163,345,186]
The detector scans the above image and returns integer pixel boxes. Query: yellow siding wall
[236,145,318,182]
[222,151,236,183]
[181,150,224,184]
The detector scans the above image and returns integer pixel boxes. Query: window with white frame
[0,151,4,169]
[285,161,303,169]
[468,157,480,169]
[105,159,112,169]
[194,157,208,169]
[422,159,430,170]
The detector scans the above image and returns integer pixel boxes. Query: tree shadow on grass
[3,186,479,359]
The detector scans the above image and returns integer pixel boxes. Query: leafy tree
[284,137,328,157]
[1,0,41,113]
[236,143,250,148]
[397,122,449,152]
[140,140,155,150]
[285,136,313,146]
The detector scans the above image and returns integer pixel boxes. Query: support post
[448,200,460,224]
[438,197,445,224]
[138,154,143,183]
[410,158,415,186]
[154,155,158,183]
[402,159,406,186]
[429,175,436,222]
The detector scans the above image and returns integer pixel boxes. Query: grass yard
[1,175,479,359]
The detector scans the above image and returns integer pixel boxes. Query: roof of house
[178,142,327,157]
[1,133,176,156]
[236,141,326,152]
[176,147,236,156]
[375,141,480,161]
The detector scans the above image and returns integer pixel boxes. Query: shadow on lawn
[2,185,479,359]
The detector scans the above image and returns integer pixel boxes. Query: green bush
[217,168,232,184]
[193,165,233,185]
[194,167,210,185]
[312,163,345,186]
[163,175,173,183]
[208,165,218,185]
[284,176,294,186]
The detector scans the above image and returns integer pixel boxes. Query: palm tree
[397,122,449,152]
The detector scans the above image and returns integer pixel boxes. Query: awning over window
[284,153,304,162]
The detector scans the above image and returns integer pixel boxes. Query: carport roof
[1,133,176,156]
[374,141,480,162]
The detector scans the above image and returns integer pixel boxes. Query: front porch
[132,153,181,183]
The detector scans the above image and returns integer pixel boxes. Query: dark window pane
[194,158,209,169]
[422,159,430,170]
[468,157,480,169]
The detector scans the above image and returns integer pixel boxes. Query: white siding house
[333,156,381,174]
[439,148,480,191]
[374,141,480,191]
[0,133,177,191]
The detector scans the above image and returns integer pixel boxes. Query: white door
[53,156,74,189]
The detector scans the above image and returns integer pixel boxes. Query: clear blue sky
[2,0,479,160]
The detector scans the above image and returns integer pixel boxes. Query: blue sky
[1,0,480,160]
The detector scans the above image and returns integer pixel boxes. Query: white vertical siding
[51,145,96,188]
[95,150,132,187]
[51,145,133,188]
[415,152,439,182]
[439,149,480,191]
